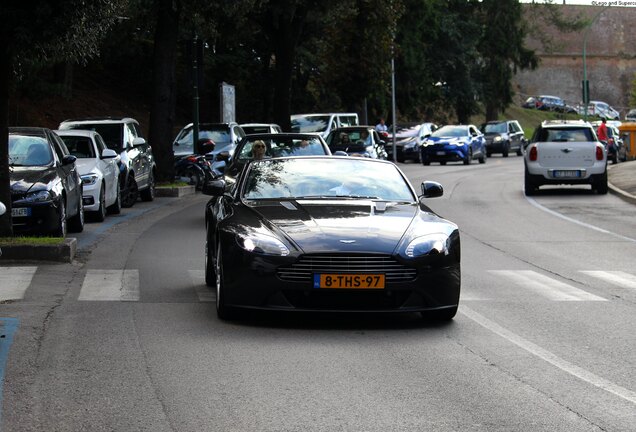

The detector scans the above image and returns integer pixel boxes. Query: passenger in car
[251,140,268,160]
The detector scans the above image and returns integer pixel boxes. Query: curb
[155,185,196,197]
[0,237,76,263]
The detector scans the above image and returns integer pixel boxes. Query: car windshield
[59,136,96,158]
[537,127,595,142]
[173,126,232,153]
[242,126,272,134]
[326,130,369,149]
[242,158,415,201]
[65,123,123,152]
[290,116,330,133]
[431,125,467,138]
[9,135,53,166]
[238,137,327,160]
[482,123,507,133]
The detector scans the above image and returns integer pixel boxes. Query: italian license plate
[11,207,30,217]
[436,151,446,156]
[313,274,385,289]
[553,170,581,178]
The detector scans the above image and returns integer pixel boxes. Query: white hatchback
[524,120,608,195]
[55,130,121,221]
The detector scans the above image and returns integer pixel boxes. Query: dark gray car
[480,120,526,157]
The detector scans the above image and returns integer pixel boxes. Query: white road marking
[581,271,636,290]
[461,305,636,406]
[78,269,140,301]
[0,267,38,301]
[490,270,606,301]
[525,196,636,243]
[189,270,215,302]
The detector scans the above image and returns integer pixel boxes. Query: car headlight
[405,233,450,258]
[422,140,432,147]
[493,136,502,142]
[237,232,290,256]
[403,138,417,149]
[81,174,99,185]
[17,190,52,204]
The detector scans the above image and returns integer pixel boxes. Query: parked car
[0,201,5,257]
[537,95,567,112]
[239,123,282,134]
[587,101,620,120]
[290,113,359,139]
[202,156,461,321]
[624,108,636,122]
[325,126,388,160]
[524,120,607,195]
[480,120,526,157]
[173,122,246,175]
[591,121,627,164]
[8,127,84,236]
[420,124,486,165]
[58,117,156,208]
[383,122,437,162]
[522,96,541,109]
[55,130,121,221]
[221,133,332,184]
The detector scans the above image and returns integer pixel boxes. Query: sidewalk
[608,160,636,205]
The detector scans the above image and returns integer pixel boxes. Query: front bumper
[421,144,468,162]
[11,200,62,235]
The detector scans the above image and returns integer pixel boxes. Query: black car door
[50,130,81,216]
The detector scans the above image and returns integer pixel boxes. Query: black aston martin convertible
[203,156,460,320]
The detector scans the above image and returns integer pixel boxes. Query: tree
[0,0,125,236]
[477,0,538,121]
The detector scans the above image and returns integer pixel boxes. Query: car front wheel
[215,242,234,320]
[121,175,139,208]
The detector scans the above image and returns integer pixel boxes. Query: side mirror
[420,181,443,198]
[0,201,6,216]
[133,137,146,147]
[202,178,226,196]
[62,154,77,165]
[101,148,119,159]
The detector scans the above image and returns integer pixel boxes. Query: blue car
[420,124,487,165]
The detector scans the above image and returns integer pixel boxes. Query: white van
[290,113,359,138]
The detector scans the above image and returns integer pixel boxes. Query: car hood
[10,166,58,193]
[426,136,467,145]
[75,159,99,176]
[245,200,443,253]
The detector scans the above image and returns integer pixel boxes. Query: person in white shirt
[375,118,388,134]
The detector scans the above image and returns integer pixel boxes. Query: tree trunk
[149,0,181,183]
[0,37,13,236]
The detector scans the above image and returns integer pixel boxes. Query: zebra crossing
[2,267,636,303]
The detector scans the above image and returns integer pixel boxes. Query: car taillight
[529,146,537,161]
[596,145,604,161]
[186,156,198,162]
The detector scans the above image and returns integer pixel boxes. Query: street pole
[391,56,397,163]
[582,5,610,122]
[192,34,200,151]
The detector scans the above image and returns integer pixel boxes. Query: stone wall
[514,5,636,115]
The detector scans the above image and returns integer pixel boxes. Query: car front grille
[277,254,417,283]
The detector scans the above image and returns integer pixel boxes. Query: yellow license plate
[313,274,385,289]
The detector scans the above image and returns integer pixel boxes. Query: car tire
[215,242,234,320]
[93,184,106,222]
[107,182,122,215]
[205,236,216,287]
[397,156,405,163]
[503,142,509,157]
[52,198,67,238]
[463,149,472,165]
[440,161,447,166]
[516,145,523,156]
[478,151,486,164]
[68,194,84,233]
[140,170,155,202]
[121,175,139,208]
[593,171,608,195]
[524,168,538,196]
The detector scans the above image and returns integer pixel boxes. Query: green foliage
[629,73,636,108]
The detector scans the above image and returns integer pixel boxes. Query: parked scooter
[0,201,6,257]
[174,137,217,189]
[174,154,214,189]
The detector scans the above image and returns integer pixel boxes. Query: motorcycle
[0,201,6,257]
[174,153,216,190]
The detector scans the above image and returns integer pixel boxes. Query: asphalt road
[2,155,636,431]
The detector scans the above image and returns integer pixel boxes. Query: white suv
[524,120,607,195]
[59,117,156,207]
